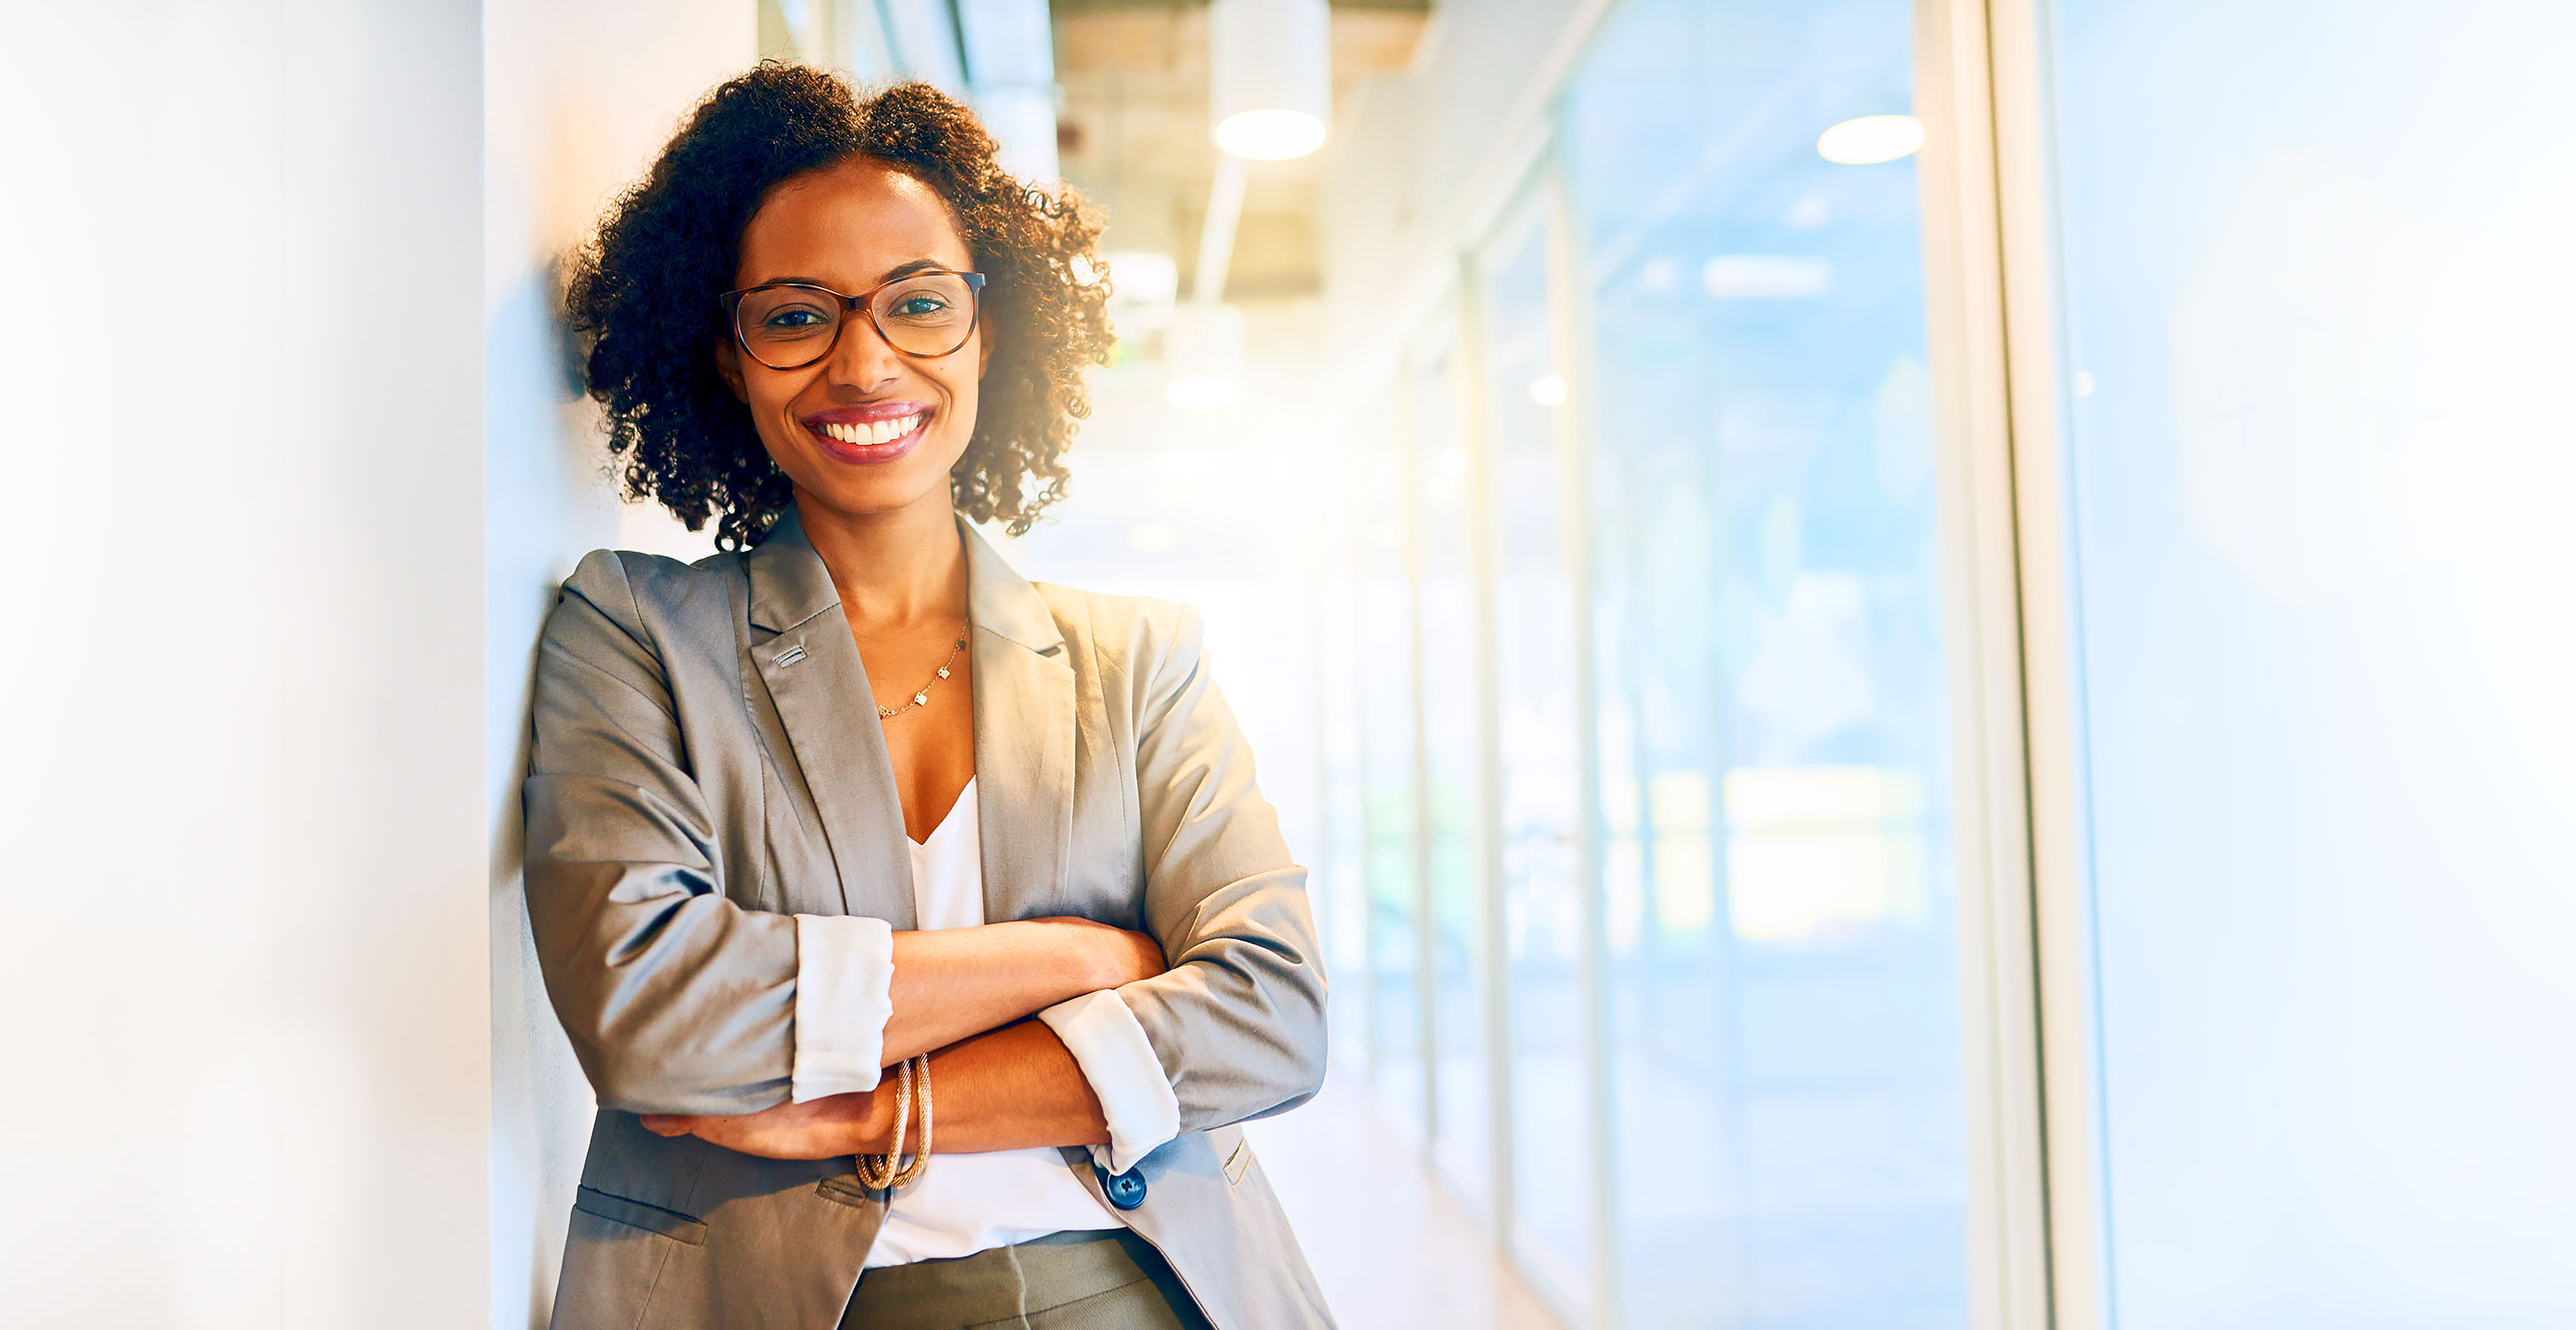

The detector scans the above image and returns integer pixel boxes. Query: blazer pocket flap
[1222,1133,1255,1186]
[573,1184,709,1246]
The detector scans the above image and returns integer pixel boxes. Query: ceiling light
[1815,114,1924,166]
[1210,0,1330,161]
[1216,109,1326,161]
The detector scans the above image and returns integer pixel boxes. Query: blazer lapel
[744,508,916,927]
[960,517,1075,925]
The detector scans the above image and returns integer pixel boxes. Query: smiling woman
[568,66,1113,551]
[529,64,1332,1330]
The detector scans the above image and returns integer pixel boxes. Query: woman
[526,65,1332,1330]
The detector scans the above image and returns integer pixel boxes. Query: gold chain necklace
[876,634,968,718]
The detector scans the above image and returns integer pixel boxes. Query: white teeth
[819,414,923,447]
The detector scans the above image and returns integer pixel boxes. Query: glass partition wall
[1354,380,1426,1144]
[2036,1,2576,1323]
[1477,199,1599,1307]
[1327,0,1970,1324]
[1320,0,2576,1325]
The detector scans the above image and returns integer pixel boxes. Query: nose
[821,301,905,392]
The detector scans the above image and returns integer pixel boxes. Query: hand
[640,1090,877,1160]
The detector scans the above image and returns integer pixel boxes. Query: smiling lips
[804,408,928,463]
[817,413,923,446]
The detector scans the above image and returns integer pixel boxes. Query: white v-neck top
[856,778,1123,1268]
[782,775,1188,1265]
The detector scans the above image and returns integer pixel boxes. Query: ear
[714,337,750,403]
[976,325,991,379]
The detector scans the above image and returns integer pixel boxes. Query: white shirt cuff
[1037,988,1182,1174]
[790,914,894,1103]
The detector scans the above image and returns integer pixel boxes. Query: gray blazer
[522,507,1334,1330]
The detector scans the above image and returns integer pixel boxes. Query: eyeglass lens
[733,274,977,368]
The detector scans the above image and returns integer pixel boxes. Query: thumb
[639,1114,695,1136]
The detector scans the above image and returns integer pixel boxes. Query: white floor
[1247,1067,1566,1330]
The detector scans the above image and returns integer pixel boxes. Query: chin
[796,460,962,520]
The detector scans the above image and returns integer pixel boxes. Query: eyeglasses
[718,269,988,370]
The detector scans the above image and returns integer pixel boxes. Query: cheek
[747,371,817,433]
[738,376,818,472]
[936,354,981,431]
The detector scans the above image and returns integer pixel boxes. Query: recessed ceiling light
[1211,0,1329,159]
[1216,109,1327,160]
[1816,114,1924,166]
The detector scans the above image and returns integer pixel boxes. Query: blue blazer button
[1099,1165,1148,1210]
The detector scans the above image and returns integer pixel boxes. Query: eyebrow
[757,258,955,289]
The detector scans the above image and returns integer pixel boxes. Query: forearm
[879,918,1158,1066]
[638,1019,1117,1158]
[872,1020,1111,1154]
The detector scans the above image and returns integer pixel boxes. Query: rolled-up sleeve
[1109,603,1329,1136]
[1039,989,1184,1172]
[792,914,895,1102]
[523,550,889,1115]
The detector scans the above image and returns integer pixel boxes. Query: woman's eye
[892,295,950,318]
[765,307,827,328]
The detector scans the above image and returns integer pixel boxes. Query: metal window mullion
[1452,249,1519,1250]
[1912,0,2099,1326]
[1402,345,1441,1151]
[1541,137,1622,1330]
[1985,0,2110,1323]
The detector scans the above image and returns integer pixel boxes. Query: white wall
[482,2,747,1326]
[0,1,747,1324]
[0,1,490,1325]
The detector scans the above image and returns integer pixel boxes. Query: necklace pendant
[913,692,929,706]
[935,666,950,678]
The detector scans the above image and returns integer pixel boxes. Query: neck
[790,487,969,631]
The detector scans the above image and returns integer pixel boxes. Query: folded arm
[524,551,1161,1114]
[643,1018,1116,1158]
[1092,603,1331,1162]
[722,604,1333,1165]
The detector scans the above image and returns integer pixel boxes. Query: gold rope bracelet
[851,1053,934,1190]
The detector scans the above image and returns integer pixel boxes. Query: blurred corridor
[880,2,2576,1327]
[1008,3,1968,1326]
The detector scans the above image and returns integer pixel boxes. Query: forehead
[735,158,971,286]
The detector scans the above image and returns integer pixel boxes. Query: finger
[639,1114,695,1136]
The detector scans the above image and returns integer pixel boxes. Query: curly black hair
[567,64,1114,550]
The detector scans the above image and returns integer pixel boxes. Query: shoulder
[547,546,745,653]
[1032,582,1208,688]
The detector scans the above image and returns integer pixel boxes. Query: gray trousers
[839,1229,1216,1330]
